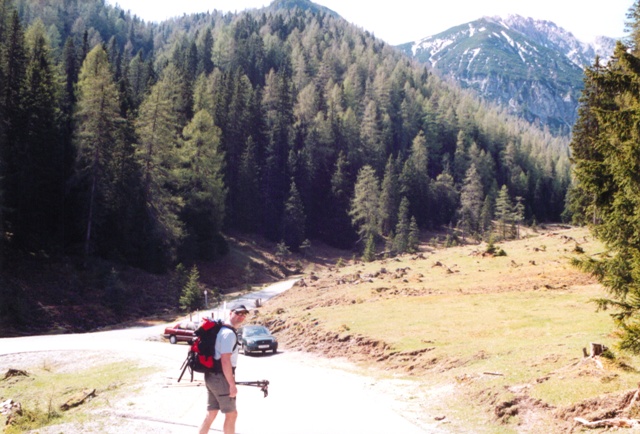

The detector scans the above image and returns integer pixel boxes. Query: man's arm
[220,353,237,398]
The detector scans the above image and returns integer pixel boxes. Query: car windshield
[245,326,269,337]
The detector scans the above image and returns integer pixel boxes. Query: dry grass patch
[0,352,154,433]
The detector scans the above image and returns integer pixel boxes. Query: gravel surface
[0,281,448,433]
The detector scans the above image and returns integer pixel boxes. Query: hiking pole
[236,380,270,397]
[178,360,188,383]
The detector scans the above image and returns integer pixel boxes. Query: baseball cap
[231,304,249,313]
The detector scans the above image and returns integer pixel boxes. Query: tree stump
[590,343,607,357]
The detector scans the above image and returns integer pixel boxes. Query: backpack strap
[218,324,238,352]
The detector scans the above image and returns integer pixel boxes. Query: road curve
[0,280,433,434]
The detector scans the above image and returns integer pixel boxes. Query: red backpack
[178,317,236,382]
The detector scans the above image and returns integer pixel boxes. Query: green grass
[1,360,155,433]
[274,227,640,429]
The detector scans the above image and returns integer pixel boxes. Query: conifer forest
[0,0,571,276]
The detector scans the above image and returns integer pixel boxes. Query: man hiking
[198,304,249,434]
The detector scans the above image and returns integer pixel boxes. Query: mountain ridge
[398,15,617,135]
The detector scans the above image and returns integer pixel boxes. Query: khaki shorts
[204,372,236,413]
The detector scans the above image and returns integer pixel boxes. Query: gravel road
[0,281,444,433]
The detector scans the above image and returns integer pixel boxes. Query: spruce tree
[570,7,640,351]
[495,185,514,240]
[379,156,400,237]
[457,164,484,239]
[281,180,306,251]
[350,165,381,242]
[179,265,203,312]
[408,216,420,253]
[393,196,411,255]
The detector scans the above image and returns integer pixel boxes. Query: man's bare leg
[223,410,238,434]
[198,409,218,434]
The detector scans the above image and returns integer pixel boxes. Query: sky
[107,0,634,45]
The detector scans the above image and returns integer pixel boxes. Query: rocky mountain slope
[398,15,617,136]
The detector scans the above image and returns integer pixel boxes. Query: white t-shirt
[214,326,239,367]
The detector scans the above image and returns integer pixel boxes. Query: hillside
[1,0,574,335]
[253,226,640,431]
[398,15,617,135]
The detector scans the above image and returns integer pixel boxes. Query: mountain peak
[266,0,339,17]
[398,16,617,136]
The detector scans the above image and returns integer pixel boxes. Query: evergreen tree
[327,151,356,248]
[570,12,640,351]
[19,21,63,251]
[262,68,293,241]
[179,265,204,312]
[495,185,514,240]
[393,196,410,254]
[134,63,185,263]
[513,196,525,239]
[362,232,376,262]
[430,169,459,227]
[350,165,381,242]
[1,9,27,250]
[236,137,262,232]
[480,195,494,237]
[400,131,431,227]
[457,164,484,239]
[73,45,124,259]
[178,109,227,260]
[378,156,400,237]
[198,28,214,76]
[281,180,306,251]
[360,98,385,171]
[408,216,420,253]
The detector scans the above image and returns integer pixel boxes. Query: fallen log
[574,417,640,428]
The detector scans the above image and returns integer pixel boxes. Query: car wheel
[169,335,177,344]
[273,348,278,354]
